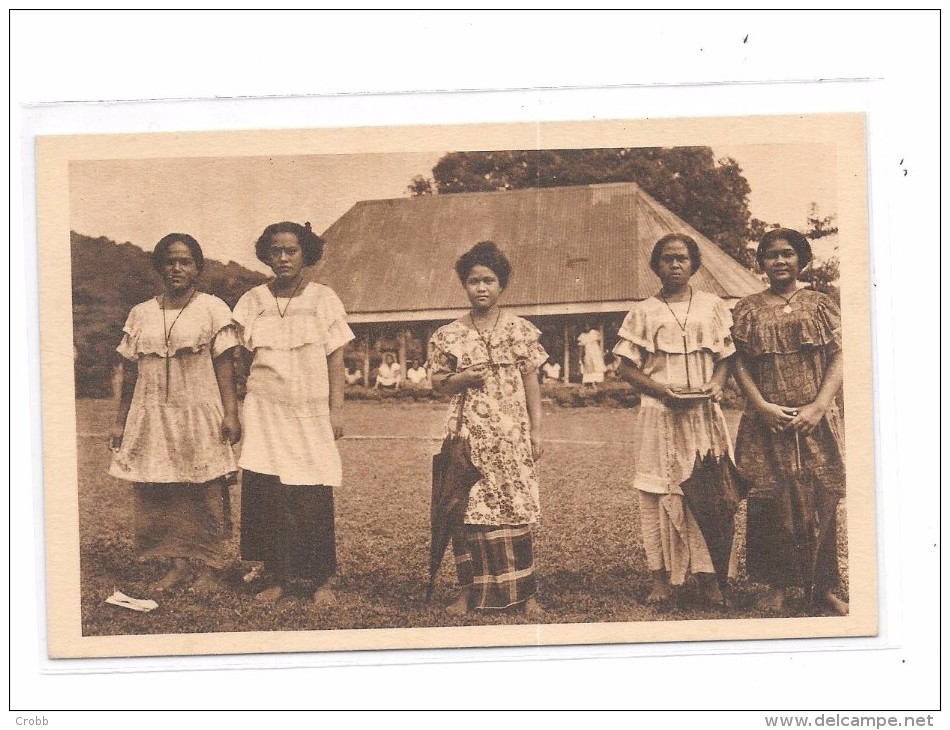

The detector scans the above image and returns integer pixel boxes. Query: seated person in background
[405,358,430,388]
[541,359,561,384]
[374,352,402,390]
[344,364,363,386]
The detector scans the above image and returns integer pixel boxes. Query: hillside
[71,232,267,397]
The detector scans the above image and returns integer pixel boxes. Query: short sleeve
[231,290,256,350]
[115,306,141,362]
[614,304,655,354]
[427,329,455,377]
[709,296,736,362]
[612,338,646,369]
[816,293,843,354]
[613,304,651,368]
[730,296,756,356]
[320,287,355,355]
[207,296,239,359]
[512,318,548,375]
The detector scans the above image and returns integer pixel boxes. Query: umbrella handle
[794,430,802,474]
[451,386,469,437]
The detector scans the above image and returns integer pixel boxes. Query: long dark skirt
[452,524,536,610]
[239,470,336,583]
[746,486,841,594]
[133,479,232,569]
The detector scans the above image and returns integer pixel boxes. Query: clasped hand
[758,400,826,435]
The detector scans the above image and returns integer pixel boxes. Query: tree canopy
[412,147,755,266]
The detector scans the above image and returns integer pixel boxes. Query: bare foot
[150,560,191,594]
[698,574,727,608]
[254,585,284,603]
[646,572,672,604]
[445,594,470,615]
[312,586,337,607]
[523,596,542,619]
[820,590,849,616]
[190,569,225,594]
[753,587,785,613]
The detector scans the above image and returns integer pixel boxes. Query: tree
[406,175,433,196]
[799,203,840,300]
[798,257,840,298]
[414,148,756,267]
[805,202,839,240]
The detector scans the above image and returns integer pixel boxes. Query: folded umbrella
[788,431,820,608]
[679,450,750,591]
[426,391,481,602]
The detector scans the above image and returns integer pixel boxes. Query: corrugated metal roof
[314,182,763,318]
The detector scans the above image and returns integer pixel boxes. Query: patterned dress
[109,292,239,568]
[427,312,548,608]
[732,288,845,594]
[613,291,736,585]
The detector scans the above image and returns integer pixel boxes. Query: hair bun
[304,221,312,231]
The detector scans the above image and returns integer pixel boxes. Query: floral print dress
[427,313,548,526]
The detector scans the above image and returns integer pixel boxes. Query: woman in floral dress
[428,241,548,616]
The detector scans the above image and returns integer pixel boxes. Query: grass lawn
[75,399,847,637]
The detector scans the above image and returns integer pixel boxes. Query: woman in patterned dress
[613,233,736,607]
[732,229,847,615]
[109,234,241,593]
[233,221,354,605]
[428,241,548,616]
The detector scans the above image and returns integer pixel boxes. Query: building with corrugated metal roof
[313,182,764,384]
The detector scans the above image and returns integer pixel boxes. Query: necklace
[773,286,803,314]
[272,276,304,318]
[161,289,197,401]
[659,285,694,390]
[470,307,501,369]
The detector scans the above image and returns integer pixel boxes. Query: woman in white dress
[233,221,354,605]
[613,233,736,607]
[109,234,241,593]
[577,327,607,386]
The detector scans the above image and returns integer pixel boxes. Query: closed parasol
[679,449,750,591]
[426,390,481,602]
[787,430,820,608]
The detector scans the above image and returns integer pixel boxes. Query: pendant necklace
[273,276,304,318]
[660,285,693,391]
[471,307,501,371]
[775,286,803,314]
[161,289,197,402]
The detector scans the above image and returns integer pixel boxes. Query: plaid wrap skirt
[453,524,536,609]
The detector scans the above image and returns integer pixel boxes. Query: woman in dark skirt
[109,234,241,593]
[233,222,354,604]
[732,228,847,615]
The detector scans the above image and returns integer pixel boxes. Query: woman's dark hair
[152,233,204,273]
[255,221,325,266]
[455,240,512,289]
[649,233,702,275]
[757,228,813,271]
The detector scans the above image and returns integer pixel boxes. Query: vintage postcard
[36,113,875,659]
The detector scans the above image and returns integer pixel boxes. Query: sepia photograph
[37,113,875,659]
